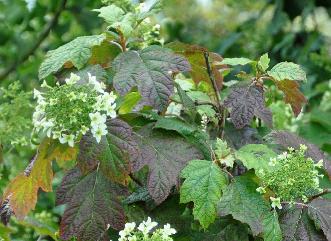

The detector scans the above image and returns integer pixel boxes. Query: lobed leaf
[78,118,140,185]
[275,79,307,116]
[180,160,228,229]
[39,34,106,79]
[218,174,282,241]
[133,125,203,204]
[268,62,307,82]
[1,139,75,219]
[167,41,224,89]
[224,85,272,129]
[235,144,277,173]
[113,45,191,111]
[56,168,127,241]
[279,205,327,241]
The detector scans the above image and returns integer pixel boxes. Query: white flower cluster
[33,73,117,147]
[115,217,176,241]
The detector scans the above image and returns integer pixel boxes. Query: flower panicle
[33,72,117,147]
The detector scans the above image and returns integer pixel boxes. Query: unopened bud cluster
[33,73,117,147]
[257,144,324,208]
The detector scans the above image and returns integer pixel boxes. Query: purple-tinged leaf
[78,118,140,185]
[224,85,272,129]
[279,205,326,241]
[133,125,203,204]
[113,45,191,111]
[308,199,331,239]
[56,168,127,241]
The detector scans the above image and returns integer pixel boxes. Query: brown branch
[309,189,331,201]
[203,52,222,111]
[0,0,68,81]
[204,52,225,134]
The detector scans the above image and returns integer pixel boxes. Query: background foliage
[0,0,330,240]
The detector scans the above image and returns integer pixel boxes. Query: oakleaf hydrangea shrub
[1,1,331,241]
[257,144,324,207]
[116,217,176,241]
[33,73,117,146]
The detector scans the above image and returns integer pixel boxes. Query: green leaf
[180,160,228,229]
[113,45,191,111]
[0,223,13,241]
[93,5,125,24]
[235,144,277,173]
[56,168,127,241]
[258,53,270,72]
[220,57,254,66]
[218,174,282,241]
[214,139,235,168]
[118,92,141,115]
[263,211,283,241]
[268,62,307,82]
[93,5,136,37]
[154,117,211,159]
[133,125,203,204]
[39,34,106,79]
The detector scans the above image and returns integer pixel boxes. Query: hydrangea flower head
[258,146,324,206]
[33,73,117,147]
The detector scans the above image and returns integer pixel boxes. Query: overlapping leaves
[133,124,203,204]
[113,45,191,111]
[167,41,224,89]
[77,118,140,185]
[39,34,107,79]
[218,174,282,241]
[0,139,77,220]
[180,160,228,229]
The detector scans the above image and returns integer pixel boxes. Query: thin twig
[309,189,331,201]
[0,0,68,81]
[281,201,309,208]
[204,52,225,135]
[203,52,222,112]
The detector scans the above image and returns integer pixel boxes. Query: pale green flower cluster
[256,144,324,208]
[114,217,176,241]
[33,73,117,147]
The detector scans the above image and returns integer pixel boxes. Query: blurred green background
[0,0,330,240]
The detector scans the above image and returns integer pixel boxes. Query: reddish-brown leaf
[166,41,225,90]
[276,80,307,117]
[1,139,77,220]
